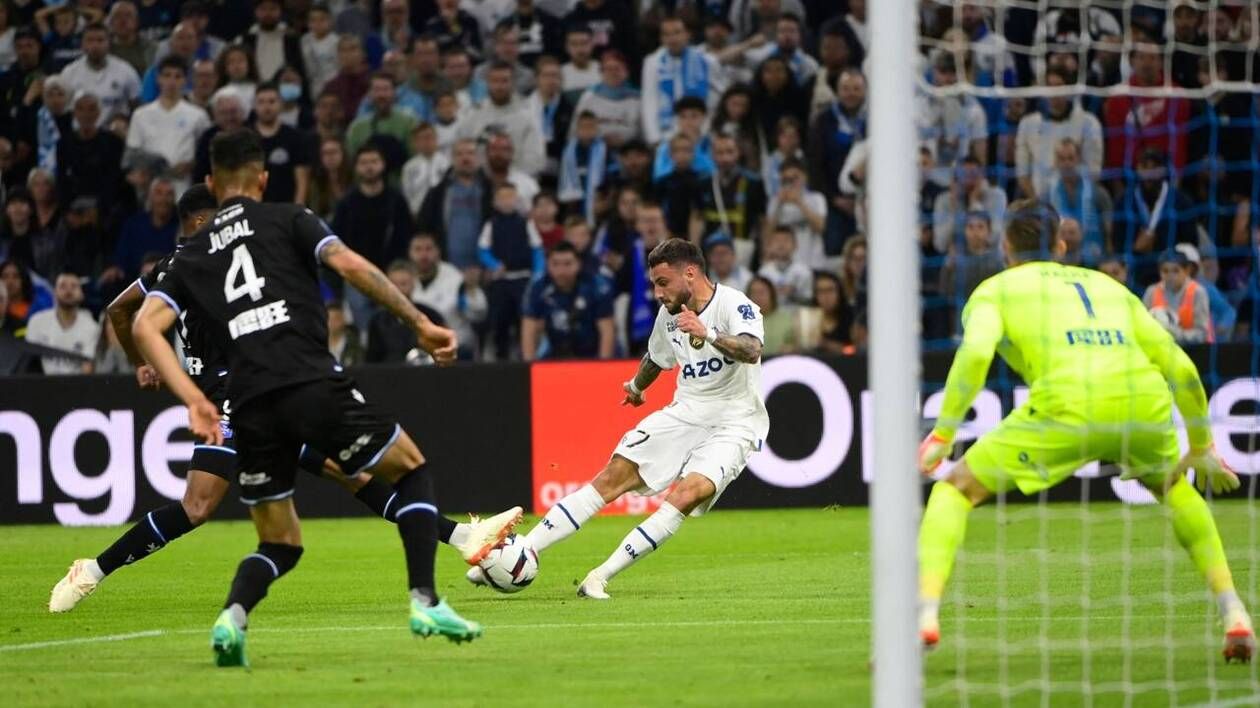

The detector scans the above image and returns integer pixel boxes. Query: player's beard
[663,287,693,315]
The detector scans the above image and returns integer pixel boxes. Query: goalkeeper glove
[1181,444,1240,495]
[918,431,953,475]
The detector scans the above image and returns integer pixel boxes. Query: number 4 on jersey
[224,245,266,303]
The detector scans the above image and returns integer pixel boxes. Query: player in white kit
[469,238,769,598]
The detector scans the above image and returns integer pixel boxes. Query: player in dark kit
[131,129,517,666]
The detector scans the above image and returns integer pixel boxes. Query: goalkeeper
[917,200,1254,664]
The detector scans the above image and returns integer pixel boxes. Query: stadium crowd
[0,0,1257,374]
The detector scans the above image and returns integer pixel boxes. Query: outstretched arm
[622,353,664,406]
[106,281,146,367]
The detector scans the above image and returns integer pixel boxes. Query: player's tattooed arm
[711,333,763,364]
[321,239,428,329]
[632,354,664,392]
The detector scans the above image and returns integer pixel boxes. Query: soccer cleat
[576,572,610,600]
[410,598,483,643]
[919,605,941,651]
[454,507,523,565]
[465,565,488,587]
[1223,612,1255,664]
[210,610,248,667]
[48,559,101,613]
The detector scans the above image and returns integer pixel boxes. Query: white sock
[1218,590,1248,623]
[84,559,105,582]
[449,524,471,548]
[525,484,606,553]
[592,503,685,581]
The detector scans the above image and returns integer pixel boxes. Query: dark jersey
[151,196,340,409]
[138,251,231,404]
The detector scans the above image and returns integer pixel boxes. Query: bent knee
[592,456,642,501]
[666,475,716,514]
[182,486,225,525]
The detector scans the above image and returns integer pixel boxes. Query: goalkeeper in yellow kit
[917,200,1254,663]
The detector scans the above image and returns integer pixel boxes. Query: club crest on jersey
[738,304,756,321]
[688,334,705,349]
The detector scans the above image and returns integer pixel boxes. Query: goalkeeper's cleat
[576,572,610,600]
[210,610,248,668]
[1223,610,1255,664]
[465,565,488,587]
[919,605,941,651]
[49,559,101,613]
[455,507,523,565]
[410,598,483,643]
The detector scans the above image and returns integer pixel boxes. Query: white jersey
[646,284,769,439]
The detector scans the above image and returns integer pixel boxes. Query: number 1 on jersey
[1070,282,1095,319]
[224,245,266,303]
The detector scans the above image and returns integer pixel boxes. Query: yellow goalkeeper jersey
[934,261,1212,449]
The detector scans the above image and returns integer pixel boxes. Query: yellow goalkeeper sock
[1165,477,1235,596]
[919,482,974,602]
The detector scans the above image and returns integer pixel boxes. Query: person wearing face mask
[273,64,313,128]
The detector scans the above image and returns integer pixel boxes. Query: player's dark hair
[178,183,217,220]
[648,238,706,271]
[254,80,280,98]
[210,128,266,172]
[548,241,579,259]
[158,55,188,76]
[1004,198,1061,259]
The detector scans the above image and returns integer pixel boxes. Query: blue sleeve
[531,247,545,277]
[594,284,614,318]
[139,66,158,103]
[652,144,671,181]
[478,246,503,271]
[522,281,544,319]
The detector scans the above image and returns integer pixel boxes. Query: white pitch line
[0,630,165,653]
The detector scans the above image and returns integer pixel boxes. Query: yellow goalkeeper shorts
[964,394,1181,496]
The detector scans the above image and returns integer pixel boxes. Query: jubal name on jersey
[208,220,256,254]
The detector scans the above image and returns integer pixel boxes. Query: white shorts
[612,404,759,516]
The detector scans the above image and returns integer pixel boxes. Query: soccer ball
[479,534,539,594]
[1149,306,1178,333]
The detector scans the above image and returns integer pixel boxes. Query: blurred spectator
[28,167,61,234]
[1102,42,1190,192]
[810,68,865,249]
[306,136,352,221]
[0,5,18,72]
[705,232,753,293]
[475,22,535,96]
[346,72,418,176]
[333,144,413,325]
[365,260,444,363]
[326,298,364,367]
[425,0,482,60]
[652,96,714,181]
[408,232,487,360]
[127,57,210,194]
[564,0,636,65]
[933,155,1005,255]
[115,177,175,280]
[745,14,817,88]
[237,0,307,84]
[1170,1,1205,90]
[919,51,987,186]
[479,181,544,359]
[1143,249,1212,344]
[811,270,850,355]
[730,0,808,44]
[746,274,795,355]
[521,240,614,360]
[505,0,563,68]
[528,55,574,180]
[558,110,607,223]
[369,0,414,62]
[938,212,1003,336]
[1045,139,1112,267]
[461,62,546,176]
[418,138,490,269]
[441,45,482,110]
[562,215,601,278]
[712,85,762,175]
[751,55,808,149]
[193,88,248,184]
[1176,243,1235,342]
[1,258,50,337]
[694,133,765,266]
[36,4,100,74]
[401,122,450,218]
[107,1,155,77]
[560,24,600,97]
[1098,254,1136,295]
[252,83,311,203]
[607,138,652,195]
[767,157,828,268]
[274,63,313,128]
[153,2,225,64]
[35,75,70,173]
[763,116,803,201]
[483,130,540,207]
[593,184,639,288]
[214,43,260,111]
[654,133,705,240]
[58,23,140,126]
[94,311,134,374]
[431,90,461,152]
[310,89,346,145]
[396,36,443,123]
[188,59,221,110]
[808,25,851,121]
[530,192,563,250]
[140,22,198,103]
[1035,5,1123,79]
[323,35,371,125]
[1,28,46,155]
[301,3,340,98]
[828,0,866,61]
[1,190,42,272]
[758,225,812,305]
[1014,66,1103,200]
[26,271,99,374]
[642,16,723,146]
[57,197,108,281]
[1113,148,1200,272]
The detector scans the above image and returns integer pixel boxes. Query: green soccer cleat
[210,610,248,668]
[409,598,483,644]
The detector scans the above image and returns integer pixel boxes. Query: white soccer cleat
[919,604,940,651]
[465,565,488,587]
[455,507,524,565]
[577,572,610,600]
[1223,610,1255,664]
[49,559,102,613]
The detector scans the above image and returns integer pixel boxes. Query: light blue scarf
[1050,169,1101,258]
[36,107,60,172]
[559,137,607,224]
[656,47,708,135]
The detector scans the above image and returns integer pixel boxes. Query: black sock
[297,445,328,477]
[436,514,457,544]
[224,542,303,616]
[354,476,399,521]
[96,503,197,575]
[393,467,438,599]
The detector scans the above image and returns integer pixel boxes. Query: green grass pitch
[2,504,1258,706]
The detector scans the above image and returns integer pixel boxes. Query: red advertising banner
[530,360,677,515]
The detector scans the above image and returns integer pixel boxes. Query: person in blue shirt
[521,241,615,361]
[652,96,714,180]
[478,182,544,360]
